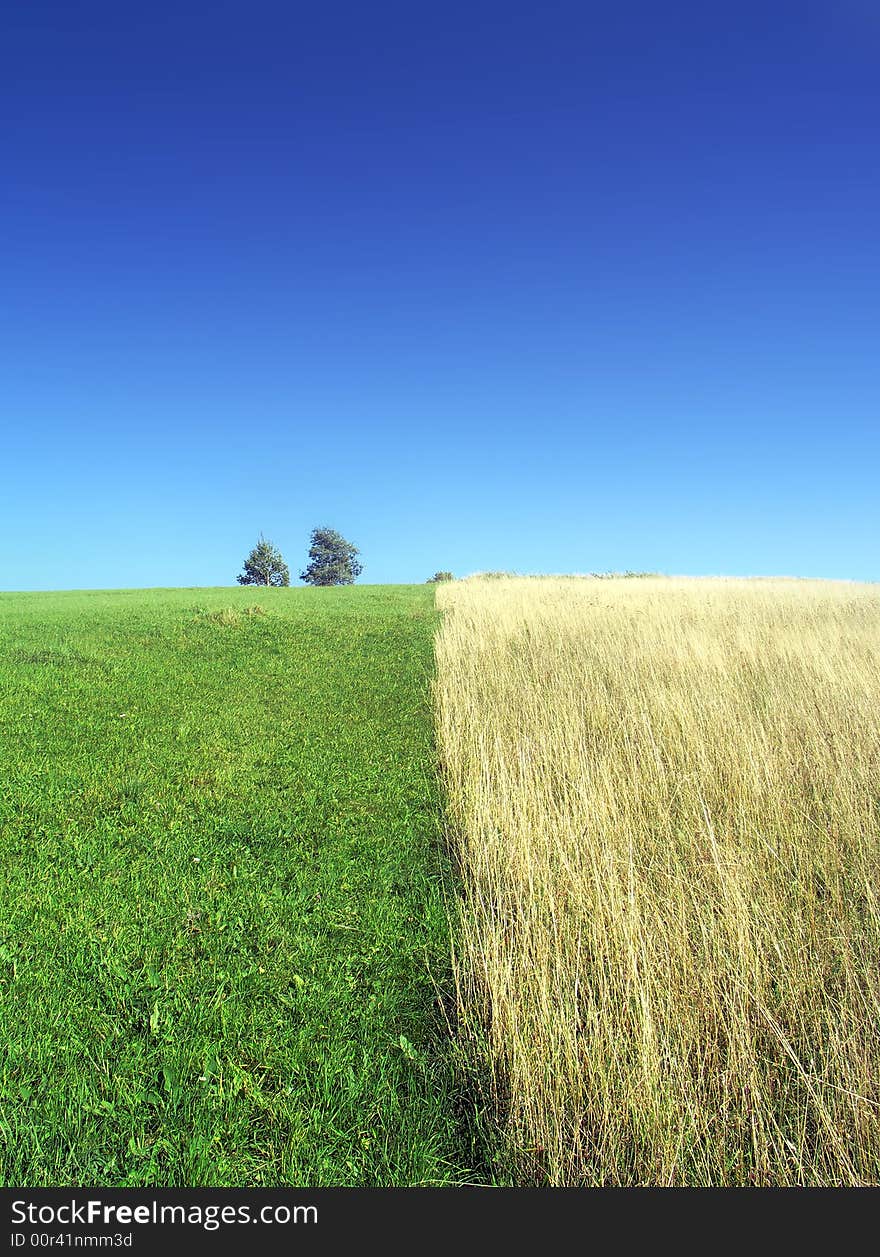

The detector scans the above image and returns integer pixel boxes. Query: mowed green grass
[0,585,477,1186]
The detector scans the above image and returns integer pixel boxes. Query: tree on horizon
[300,527,363,586]
[237,534,290,586]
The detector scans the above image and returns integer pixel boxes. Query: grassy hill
[0,585,478,1186]
[4,576,878,1187]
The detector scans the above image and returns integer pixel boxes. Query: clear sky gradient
[2,1,877,588]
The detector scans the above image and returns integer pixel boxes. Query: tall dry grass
[434,576,880,1185]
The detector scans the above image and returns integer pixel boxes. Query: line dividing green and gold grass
[4,575,878,1187]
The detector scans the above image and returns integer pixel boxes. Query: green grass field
[0,585,481,1186]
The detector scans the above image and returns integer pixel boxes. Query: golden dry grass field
[433,576,880,1185]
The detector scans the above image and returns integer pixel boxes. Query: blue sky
[2,0,877,588]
